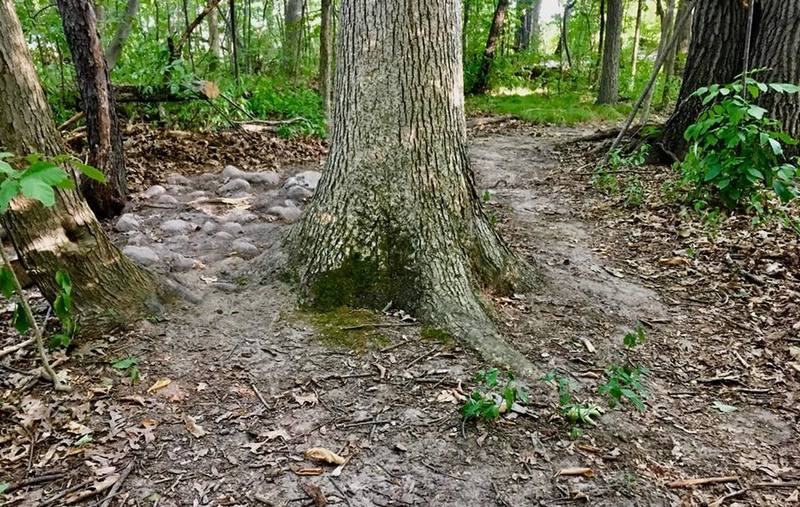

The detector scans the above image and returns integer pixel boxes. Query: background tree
[283,0,303,76]
[56,0,128,218]
[515,0,542,53]
[104,0,140,70]
[661,0,799,158]
[319,0,333,118]
[0,0,158,335]
[291,0,534,372]
[470,0,510,95]
[597,0,622,103]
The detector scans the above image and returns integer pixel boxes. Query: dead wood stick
[5,472,66,493]
[0,337,34,359]
[710,489,747,507]
[172,0,224,54]
[603,0,695,166]
[251,383,270,409]
[327,476,353,507]
[58,112,84,131]
[40,478,94,506]
[96,460,135,507]
[752,481,800,488]
[339,418,394,428]
[667,476,739,488]
[339,322,419,331]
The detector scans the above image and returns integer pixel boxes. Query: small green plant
[540,371,602,434]
[111,356,141,383]
[623,176,644,207]
[0,152,105,391]
[609,144,651,170]
[680,77,800,213]
[461,368,527,422]
[591,168,619,195]
[598,364,648,411]
[481,190,492,203]
[622,323,647,349]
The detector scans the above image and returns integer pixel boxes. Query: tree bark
[597,0,622,103]
[104,0,139,70]
[283,0,303,75]
[660,0,747,158]
[56,0,127,219]
[658,0,691,110]
[559,0,576,68]
[208,0,220,59]
[630,0,643,83]
[290,0,535,373]
[515,0,541,52]
[641,0,675,120]
[470,0,510,95]
[318,0,332,119]
[0,0,159,336]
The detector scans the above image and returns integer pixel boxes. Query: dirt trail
[2,125,797,506]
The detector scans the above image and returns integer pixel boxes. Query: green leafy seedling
[112,356,141,383]
[461,368,527,422]
[623,323,647,349]
[598,364,648,411]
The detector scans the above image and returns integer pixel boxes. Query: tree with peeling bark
[470,0,510,95]
[56,0,128,219]
[597,0,623,104]
[0,0,160,336]
[661,0,800,159]
[290,0,535,372]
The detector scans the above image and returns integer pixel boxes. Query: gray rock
[114,213,140,232]
[221,222,243,235]
[220,208,257,224]
[143,185,166,199]
[166,173,192,186]
[214,231,235,242]
[217,256,246,274]
[156,194,179,205]
[267,205,302,224]
[222,165,245,179]
[218,178,251,194]
[212,282,239,293]
[231,239,258,259]
[243,171,281,186]
[123,245,160,266]
[201,221,217,234]
[160,219,193,234]
[170,255,195,272]
[286,185,313,202]
[186,190,208,200]
[284,170,322,191]
[125,232,148,246]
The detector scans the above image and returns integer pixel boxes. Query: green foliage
[623,323,647,349]
[540,371,602,432]
[468,93,630,126]
[112,356,141,383]
[623,176,644,207]
[598,363,648,411]
[680,78,800,212]
[0,482,8,495]
[50,270,75,349]
[461,368,527,422]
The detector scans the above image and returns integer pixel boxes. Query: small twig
[339,322,419,331]
[379,340,411,353]
[4,472,66,493]
[667,476,739,488]
[710,488,747,507]
[96,460,135,507]
[752,481,800,488]
[251,383,270,409]
[327,476,352,507]
[0,337,34,358]
[339,418,394,429]
[405,346,439,370]
[40,478,94,506]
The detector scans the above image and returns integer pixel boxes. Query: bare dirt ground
[2,122,799,506]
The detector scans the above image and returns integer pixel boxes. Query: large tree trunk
[56,0,127,219]
[104,0,139,70]
[597,0,622,103]
[0,0,159,336]
[208,1,220,59]
[470,0,510,95]
[283,0,303,75]
[660,0,742,155]
[641,0,675,120]
[290,0,534,372]
[318,0,333,119]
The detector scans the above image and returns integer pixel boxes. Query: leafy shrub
[681,78,800,213]
[461,368,527,421]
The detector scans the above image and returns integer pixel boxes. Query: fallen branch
[752,481,800,488]
[96,461,135,507]
[113,80,219,103]
[0,337,34,359]
[339,322,419,331]
[172,0,225,56]
[667,476,739,488]
[58,112,84,131]
[4,473,66,493]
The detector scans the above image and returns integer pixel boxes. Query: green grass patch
[467,92,631,126]
[420,325,454,346]
[302,307,391,352]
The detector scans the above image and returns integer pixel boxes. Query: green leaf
[768,138,783,156]
[74,434,93,446]
[112,357,138,370]
[0,482,8,495]
[712,400,737,413]
[19,177,56,207]
[747,105,768,120]
[0,266,15,299]
[12,304,30,334]
[55,271,72,295]
[70,161,106,183]
[20,161,69,185]
[0,179,20,213]
[0,159,17,177]
[49,333,71,349]
[704,163,723,182]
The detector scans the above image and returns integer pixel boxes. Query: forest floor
[1,120,799,507]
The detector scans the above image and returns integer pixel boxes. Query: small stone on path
[123,245,160,266]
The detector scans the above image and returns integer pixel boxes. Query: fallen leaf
[264,428,290,441]
[556,467,594,478]
[147,378,171,394]
[300,482,328,507]
[305,447,347,465]
[291,465,324,476]
[183,414,207,438]
[712,401,737,414]
[293,392,318,406]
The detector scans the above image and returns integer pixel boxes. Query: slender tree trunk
[470,0,510,95]
[640,0,675,119]
[630,0,643,84]
[283,0,303,75]
[529,0,542,53]
[597,0,622,103]
[318,0,332,119]
[181,0,195,70]
[208,2,220,59]
[56,0,127,219]
[229,0,240,82]
[105,0,140,70]
[290,0,534,372]
[560,0,576,68]
[0,0,159,335]
[658,0,690,110]
[594,0,605,83]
